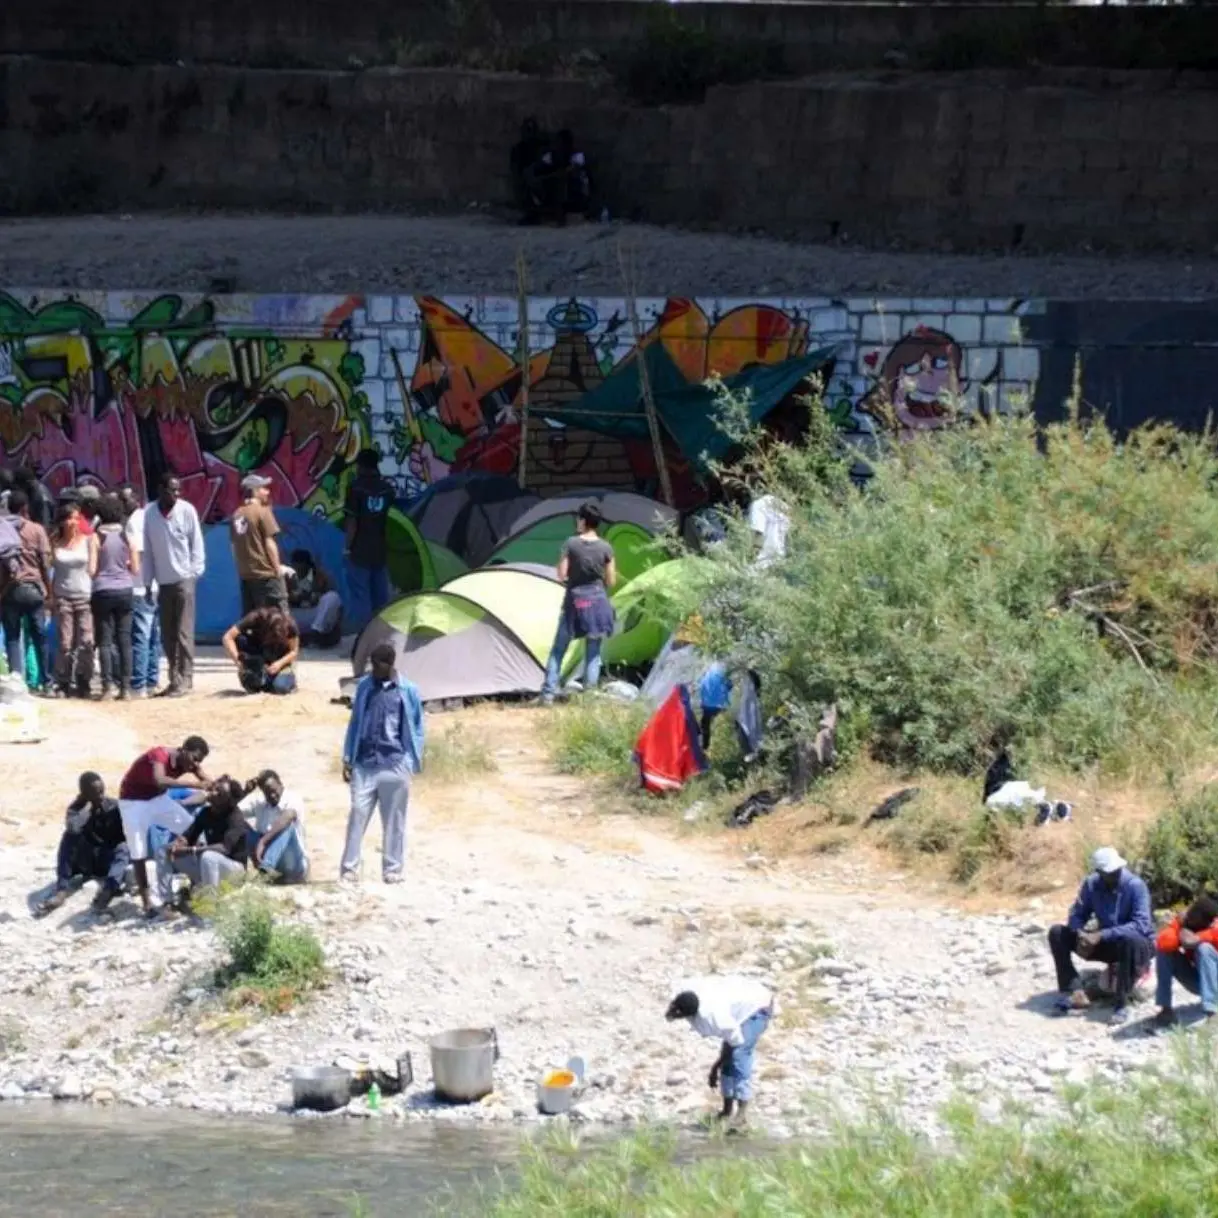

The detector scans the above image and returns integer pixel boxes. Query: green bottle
[367,1081,380,1112]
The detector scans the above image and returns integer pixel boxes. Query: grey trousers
[158,579,196,691]
[157,849,246,903]
[341,764,409,880]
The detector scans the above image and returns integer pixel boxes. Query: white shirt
[674,975,773,1047]
[142,499,205,586]
[747,495,789,569]
[239,787,308,857]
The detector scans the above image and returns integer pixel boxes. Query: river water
[0,1105,518,1216]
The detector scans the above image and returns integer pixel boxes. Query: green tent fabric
[385,507,468,594]
[536,346,836,468]
[489,517,664,588]
[602,521,662,585]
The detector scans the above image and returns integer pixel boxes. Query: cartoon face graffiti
[863,327,965,436]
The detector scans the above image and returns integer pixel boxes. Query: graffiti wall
[0,290,1044,516]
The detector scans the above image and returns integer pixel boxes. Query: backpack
[0,515,22,581]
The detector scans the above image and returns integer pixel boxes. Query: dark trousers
[1048,923,1154,1003]
[158,579,196,692]
[91,588,134,691]
[55,832,130,893]
[1,582,48,686]
[240,576,288,615]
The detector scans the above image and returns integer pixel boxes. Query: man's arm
[35,526,52,592]
[188,504,206,578]
[170,810,209,856]
[151,756,206,791]
[142,511,155,592]
[264,511,282,574]
[222,620,246,666]
[1101,878,1154,942]
[266,630,299,677]
[604,555,617,590]
[1066,879,1094,932]
[64,794,90,833]
[342,683,362,778]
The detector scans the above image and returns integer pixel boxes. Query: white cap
[1091,846,1127,874]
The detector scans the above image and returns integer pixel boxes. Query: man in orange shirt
[1152,894,1218,1030]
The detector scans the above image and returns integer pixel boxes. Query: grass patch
[423,721,499,783]
[546,700,649,784]
[209,888,327,1015]
[462,1039,1218,1217]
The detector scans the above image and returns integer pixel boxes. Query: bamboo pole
[516,249,530,490]
[389,348,428,487]
[618,241,673,507]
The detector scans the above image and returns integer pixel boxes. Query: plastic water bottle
[367,1081,380,1112]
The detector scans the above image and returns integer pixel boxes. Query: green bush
[213,889,326,1011]
[685,396,1218,777]
[545,699,649,784]
[1139,786,1218,907]
[461,1039,1218,1218]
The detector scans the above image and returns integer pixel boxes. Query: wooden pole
[516,249,530,490]
[618,241,674,507]
[390,348,428,486]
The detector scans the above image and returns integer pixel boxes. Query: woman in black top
[540,502,617,705]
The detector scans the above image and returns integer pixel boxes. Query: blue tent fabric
[196,508,356,643]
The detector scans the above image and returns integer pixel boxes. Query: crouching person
[222,607,299,695]
[241,769,309,884]
[36,772,129,917]
[1048,846,1154,1026]
[160,777,250,902]
[665,975,775,1127]
[1153,895,1218,1030]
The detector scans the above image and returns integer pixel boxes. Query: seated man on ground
[241,769,309,884]
[1152,894,1218,1030]
[222,606,299,694]
[1048,846,1154,1026]
[118,736,211,917]
[162,776,251,900]
[36,772,129,917]
[288,552,343,649]
[665,975,775,1128]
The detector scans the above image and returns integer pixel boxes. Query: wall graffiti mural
[0,290,1046,516]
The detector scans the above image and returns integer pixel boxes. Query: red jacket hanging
[634,684,709,794]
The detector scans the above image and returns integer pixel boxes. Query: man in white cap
[230,473,287,614]
[665,975,775,1126]
[1048,846,1154,1026]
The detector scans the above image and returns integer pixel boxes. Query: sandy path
[0,654,1187,1133]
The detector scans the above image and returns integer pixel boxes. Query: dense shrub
[1138,787,1218,907]
[685,396,1218,776]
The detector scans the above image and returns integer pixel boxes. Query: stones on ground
[238,1049,272,1069]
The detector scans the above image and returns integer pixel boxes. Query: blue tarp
[196,508,356,643]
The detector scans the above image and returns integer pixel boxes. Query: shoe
[383,874,404,885]
[1109,1005,1131,1027]
[91,884,117,914]
[117,688,130,701]
[1054,801,1073,822]
[1149,1009,1178,1034]
[338,871,360,886]
[1034,802,1052,827]
[98,685,115,701]
[34,889,70,918]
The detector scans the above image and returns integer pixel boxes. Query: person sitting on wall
[222,607,300,695]
[241,768,310,884]
[35,772,130,918]
[549,128,593,220]
[287,550,343,649]
[1047,846,1154,1027]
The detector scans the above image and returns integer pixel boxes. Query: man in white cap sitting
[665,975,775,1127]
[1048,846,1154,1026]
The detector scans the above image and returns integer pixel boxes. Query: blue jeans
[541,617,603,698]
[1,583,49,687]
[1156,943,1218,1014]
[721,1010,771,1101]
[130,594,162,693]
[256,823,309,883]
[346,562,391,629]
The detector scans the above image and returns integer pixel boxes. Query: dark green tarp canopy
[537,343,837,467]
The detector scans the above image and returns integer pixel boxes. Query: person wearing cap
[665,975,775,1126]
[1048,846,1154,1026]
[231,473,287,615]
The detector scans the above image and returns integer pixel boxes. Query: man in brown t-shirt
[230,474,288,614]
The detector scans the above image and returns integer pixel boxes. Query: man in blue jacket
[340,641,424,884]
[1048,846,1154,1026]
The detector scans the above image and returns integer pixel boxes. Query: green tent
[385,507,468,594]
[536,345,837,468]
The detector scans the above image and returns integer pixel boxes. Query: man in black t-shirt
[343,448,395,621]
[36,772,131,917]
[163,776,250,897]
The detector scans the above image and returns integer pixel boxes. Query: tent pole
[618,241,674,508]
[516,248,530,490]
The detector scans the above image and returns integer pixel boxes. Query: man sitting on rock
[1048,846,1154,1026]
[241,768,309,884]
[222,606,300,695]
[161,776,251,900]
[36,772,129,918]
[118,735,211,918]
[665,975,776,1128]
[1152,894,1218,1030]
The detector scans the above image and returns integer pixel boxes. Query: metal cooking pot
[429,1028,498,1104]
[291,1066,352,1112]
